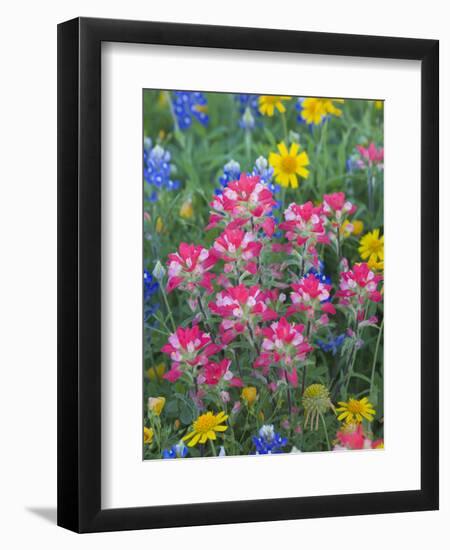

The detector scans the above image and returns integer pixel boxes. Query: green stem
[164,91,180,133]
[159,283,176,332]
[301,364,308,395]
[245,129,252,164]
[197,296,215,341]
[370,320,384,395]
[281,185,287,211]
[247,322,260,355]
[344,340,358,394]
[284,369,292,417]
[281,111,289,142]
[336,226,342,260]
[210,439,217,457]
[320,413,331,451]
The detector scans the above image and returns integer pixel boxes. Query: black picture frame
[57,17,439,533]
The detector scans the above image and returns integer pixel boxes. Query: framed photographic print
[57,17,439,533]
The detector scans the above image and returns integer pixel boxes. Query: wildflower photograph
[143,91,384,460]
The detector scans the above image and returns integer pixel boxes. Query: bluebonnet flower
[235,94,260,130]
[144,140,180,202]
[144,269,159,323]
[252,156,277,191]
[252,425,287,455]
[317,333,346,355]
[171,92,208,130]
[252,157,282,237]
[216,159,241,194]
[144,269,159,300]
[162,441,189,459]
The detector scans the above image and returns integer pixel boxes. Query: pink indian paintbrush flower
[162,325,221,382]
[336,262,383,306]
[213,227,262,274]
[323,192,357,223]
[287,273,336,320]
[206,173,276,233]
[200,358,243,387]
[166,243,217,294]
[279,201,329,248]
[254,317,313,384]
[209,284,278,344]
[356,143,384,166]
[335,423,384,451]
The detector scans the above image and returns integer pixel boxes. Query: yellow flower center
[346,399,364,414]
[281,155,297,174]
[193,413,219,434]
[263,96,279,106]
[366,237,383,255]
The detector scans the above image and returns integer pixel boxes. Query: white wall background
[0,0,447,547]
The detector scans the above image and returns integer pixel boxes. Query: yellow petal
[213,425,227,432]
[277,173,290,187]
[188,433,201,447]
[207,430,217,440]
[297,167,310,179]
[182,431,195,441]
[289,142,300,156]
[277,142,289,156]
[297,151,310,167]
[268,152,281,168]
[289,173,298,188]
[200,433,208,444]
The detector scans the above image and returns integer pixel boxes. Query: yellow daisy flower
[258,95,291,117]
[336,397,376,424]
[144,426,154,445]
[300,98,344,125]
[358,229,384,268]
[148,396,166,416]
[182,411,228,447]
[374,100,383,110]
[241,386,257,406]
[323,98,344,117]
[269,141,310,188]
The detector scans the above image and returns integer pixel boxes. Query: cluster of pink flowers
[162,173,383,396]
[279,201,328,248]
[167,243,217,294]
[323,192,357,224]
[337,262,383,306]
[213,228,262,275]
[356,143,384,168]
[287,273,336,321]
[334,424,384,451]
[207,173,276,235]
[254,317,313,387]
[161,325,221,382]
[209,284,277,344]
